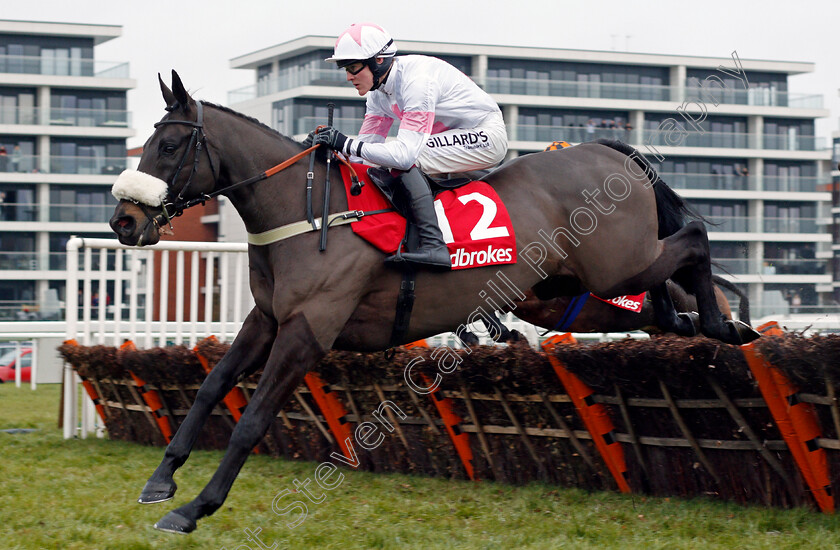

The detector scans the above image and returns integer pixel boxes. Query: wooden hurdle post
[303,372,355,461]
[542,333,631,493]
[742,321,834,513]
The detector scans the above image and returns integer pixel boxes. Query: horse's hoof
[676,312,700,336]
[730,320,761,344]
[154,510,196,535]
[138,479,177,504]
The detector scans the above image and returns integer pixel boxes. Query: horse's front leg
[153,311,325,534]
[138,306,277,504]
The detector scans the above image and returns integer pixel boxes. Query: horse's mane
[200,101,305,150]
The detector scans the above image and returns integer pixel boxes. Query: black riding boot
[386,167,452,269]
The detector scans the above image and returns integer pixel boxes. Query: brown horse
[109,72,758,533]
[460,275,749,344]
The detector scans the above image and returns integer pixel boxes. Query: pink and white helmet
[325,22,397,66]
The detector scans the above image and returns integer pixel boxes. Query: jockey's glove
[312,126,348,153]
[301,130,316,148]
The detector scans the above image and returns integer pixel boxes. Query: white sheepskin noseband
[111,170,169,207]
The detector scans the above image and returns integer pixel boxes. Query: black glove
[301,130,316,148]
[312,126,348,153]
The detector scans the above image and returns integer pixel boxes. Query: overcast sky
[5,0,840,148]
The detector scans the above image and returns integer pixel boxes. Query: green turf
[3,383,840,549]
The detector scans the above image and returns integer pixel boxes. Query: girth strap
[247,208,392,246]
[387,268,417,352]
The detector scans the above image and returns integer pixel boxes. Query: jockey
[310,22,508,269]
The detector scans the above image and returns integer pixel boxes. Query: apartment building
[0,20,135,319]
[227,36,834,319]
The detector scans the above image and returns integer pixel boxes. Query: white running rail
[63,237,252,439]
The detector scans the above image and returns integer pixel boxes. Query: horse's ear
[159,73,177,109]
[171,70,194,111]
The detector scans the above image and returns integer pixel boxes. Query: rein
[149,101,360,230]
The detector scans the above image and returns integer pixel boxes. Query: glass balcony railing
[487,78,672,101]
[0,251,38,270]
[0,106,130,127]
[0,155,125,175]
[49,156,127,175]
[706,217,822,234]
[0,154,38,174]
[227,67,824,110]
[763,217,820,233]
[759,258,827,275]
[658,172,755,191]
[711,258,827,276]
[762,134,823,152]
[685,86,823,109]
[0,202,115,223]
[229,68,347,103]
[514,124,637,144]
[646,129,753,149]
[706,216,751,232]
[711,258,751,274]
[0,55,129,78]
[0,106,38,125]
[293,116,398,138]
[49,203,115,224]
[762,176,820,193]
[49,108,130,128]
[0,202,38,222]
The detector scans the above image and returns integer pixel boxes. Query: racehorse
[109,72,759,533]
[460,275,750,344]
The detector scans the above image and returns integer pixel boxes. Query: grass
[3,384,840,549]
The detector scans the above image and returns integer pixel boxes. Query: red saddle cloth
[339,163,517,271]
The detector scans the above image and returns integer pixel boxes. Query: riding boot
[385,167,452,269]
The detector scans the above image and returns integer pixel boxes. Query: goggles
[343,61,367,75]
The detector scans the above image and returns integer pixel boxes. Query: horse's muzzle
[110,200,161,246]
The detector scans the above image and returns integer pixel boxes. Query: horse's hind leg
[138,306,277,504]
[153,312,324,534]
[601,220,758,344]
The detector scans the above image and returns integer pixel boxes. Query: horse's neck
[216,125,342,234]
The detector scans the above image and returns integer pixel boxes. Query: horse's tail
[711,275,751,325]
[594,138,701,239]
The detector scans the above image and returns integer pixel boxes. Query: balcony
[762,176,821,193]
[292,116,398,138]
[759,258,827,275]
[706,216,751,233]
[0,202,38,222]
[659,172,754,192]
[513,123,826,153]
[763,217,820,233]
[0,202,115,224]
[0,55,129,78]
[705,216,822,234]
[685,86,823,109]
[0,155,126,175]
[0,106,130,128]
[229,68,347,103]
[488,78,672,101]
[514,124,637,144]
[762,133,823,152]
[49,156,126,175]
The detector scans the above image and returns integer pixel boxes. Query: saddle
[365,167,487,220]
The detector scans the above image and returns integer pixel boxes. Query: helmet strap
[367,56,394,91]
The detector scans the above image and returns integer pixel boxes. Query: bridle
[144,101,218,230]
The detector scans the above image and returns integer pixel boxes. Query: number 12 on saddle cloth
[340,163,517,271]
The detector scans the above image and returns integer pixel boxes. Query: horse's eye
[160,143,177,155]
